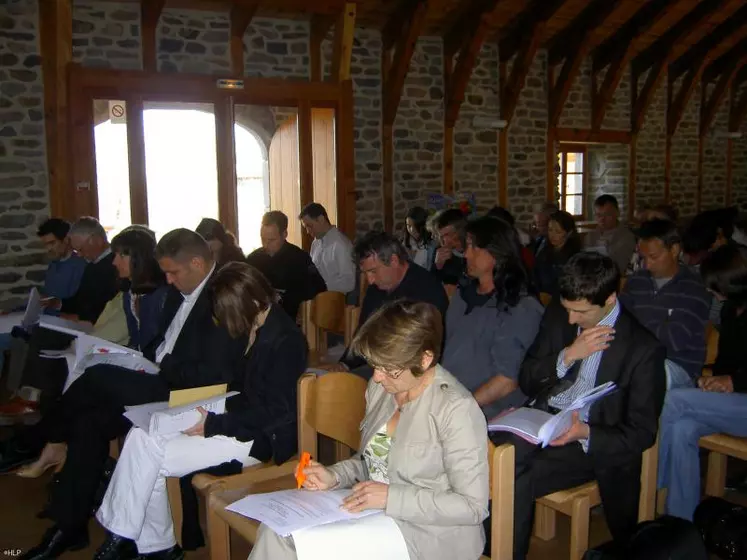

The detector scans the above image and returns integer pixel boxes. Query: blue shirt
[44,254,87,300]
[551,300,621,451]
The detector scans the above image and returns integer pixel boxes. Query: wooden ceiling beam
[442,0,502,127]
[632,0,725,77]
[382,0,425,53]
[669,4,747,82]
[382,0,428,126]
[547,0,620,128]
[229,0,260,76]
[730,83,747,132]
[667,64,705,136]
[141,0,166,72]
[310,14,336,80]
[590,0,676,131]
[702,54,747,133]
[330,3,357,81]
[703,38,747,84]
[501,21,543,123]
[498,0,567,62]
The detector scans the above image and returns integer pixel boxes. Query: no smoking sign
[109,100,127,124]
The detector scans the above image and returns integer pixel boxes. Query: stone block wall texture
[669,76,700,218]
[0,0,49,307]
[72,2,141,70]
[558,58,592,129]
[733,83,747,213]
[634,69,667,209]
[588,143,629,217]
[702,85,728,211]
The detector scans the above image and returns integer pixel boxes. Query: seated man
[491,252,666,560]
[659,244,747,521]
[340,231,449,376]
[620,219,711,390]
[299,202,355,294]
[431,208,467,285]
[584,194,637,274]
[246,211,326,319]
[442,216,543,419]
[3,229,248,558]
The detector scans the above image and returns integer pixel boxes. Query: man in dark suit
[490,252,666,560]
[6,229,247,559]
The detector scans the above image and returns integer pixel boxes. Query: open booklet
[226,489,382,537]
[488,381,617,447]
[0,287,43,334]
[123,384,239,435]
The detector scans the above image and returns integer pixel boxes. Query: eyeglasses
[375,366,406,379]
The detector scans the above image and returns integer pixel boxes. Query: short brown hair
[351,300,442,376]
[209,262,276,338]
[155,228,213,263]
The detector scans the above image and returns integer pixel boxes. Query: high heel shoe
[16,456,65,478]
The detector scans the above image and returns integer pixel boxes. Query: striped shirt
[550,301,621,452]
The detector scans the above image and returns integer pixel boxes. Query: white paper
[123,391,239,435]
[22,288,42,330]
[39,315,94,335]
[0,312,26,334]
[225,489,381,537]
[293,512,409,560]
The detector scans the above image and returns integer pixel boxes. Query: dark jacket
[619,266,711,380]
[60,251,119,323]
[520,301,666,468]
[430,252,466,286]
[144,277,247,390]
[713,301,747,393]
[123,285,169,352]
[533,244,578,296]
[204,304,308,463]
[246,242,327,319]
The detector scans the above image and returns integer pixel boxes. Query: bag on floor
[582,515,708,560]
[693,497,747,560]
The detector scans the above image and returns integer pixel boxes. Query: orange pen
[296,451,311,489]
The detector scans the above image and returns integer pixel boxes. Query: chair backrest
[539,292,552,307]
[312,291,346,334]
[489,443,515,559]
[297,372,367,459]
[705,322,719,366]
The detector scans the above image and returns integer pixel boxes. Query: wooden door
[269,117,302,247]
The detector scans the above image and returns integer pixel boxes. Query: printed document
[226,489,381,537]
[0,288,43,333]
[488,381,616,446]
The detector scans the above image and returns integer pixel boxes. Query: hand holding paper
[342,481,388,513]
[549,411,590,447]
[183,406,208,437]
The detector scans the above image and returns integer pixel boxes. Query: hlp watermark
[3,550,22,557]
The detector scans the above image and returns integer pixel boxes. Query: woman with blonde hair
[250,299,489,560]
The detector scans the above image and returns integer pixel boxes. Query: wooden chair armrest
[194,459,299,495]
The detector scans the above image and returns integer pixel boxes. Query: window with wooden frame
[557,145,586,218]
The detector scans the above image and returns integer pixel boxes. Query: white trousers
[96,427,259,553]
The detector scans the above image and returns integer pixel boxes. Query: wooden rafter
[229,0,259,76]
[730,69,747,131]
[141,0,166,72]
[667,65,705,136]
[590,0,675,131]
[330,3,357,82]
[443,0,502,127]
[631,0,726,133]
[381,0,428,126]
[547,0,620,128]
[310,15,336,80]
[702,53,747,134]
[703,38,747,84]
[498,0,565,123]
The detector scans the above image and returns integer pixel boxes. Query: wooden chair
[704,322,719,367]
[479,443,515,559]
[201,372,367,560]
[699,434,747,498]
[301,291,346,359]
[539,292,552,307]
[533,440,658,560]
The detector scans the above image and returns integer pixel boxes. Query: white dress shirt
[309,227,355,294]
[155,264,215,364]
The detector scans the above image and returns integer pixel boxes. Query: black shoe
[19,526,88,560]
[138,545,184,560]
[94,533,138,560]
[0,438,37,474]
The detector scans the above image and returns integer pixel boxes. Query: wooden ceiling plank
[667,63,705,136]
[632,55,667,133]
[702,55,747,133]
[499,0,567,62]
[382,0,424,53]
[382,0,428,126]
[591,47,632,130]
[592,0,677,73]
[229,0,260,76]
[669,4,747,81]
[632,0,726,77]
[330,3,357,82]
[703,38,747,84]
[547,0,621,127]
[501,21,544,123]
[141,0,166,72]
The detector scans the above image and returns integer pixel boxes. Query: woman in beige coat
[249,300,489,560]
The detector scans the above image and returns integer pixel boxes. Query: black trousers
[487,433,641,560]
[34,364,170,531]
[19,327,74,406]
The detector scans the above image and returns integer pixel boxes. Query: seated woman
[442,216,543,420]
[403,206,435,270]
[196,217,245,268]
[14,227,170,478]
[249,300,489,560]
[93,262,308,559]
[658,243,747,521]
[533,210,581,296]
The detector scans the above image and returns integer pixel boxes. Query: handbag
[693,497,747,560]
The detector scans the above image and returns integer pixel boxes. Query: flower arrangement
[426,192,477,217]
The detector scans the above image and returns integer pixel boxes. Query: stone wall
[702,85,729,211]
[635,69,667,209]
[72,2,141,69]
[669,77,700,218]
[558,58,592,129]
[0,0,49,308]
[587,143,629,216]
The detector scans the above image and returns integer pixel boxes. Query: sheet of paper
[487,408,553,444]
[293,512,409,560]
[21,288,42,330]
[226,489,381,537]
[0,312,24,334]
[123,391,238,435]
